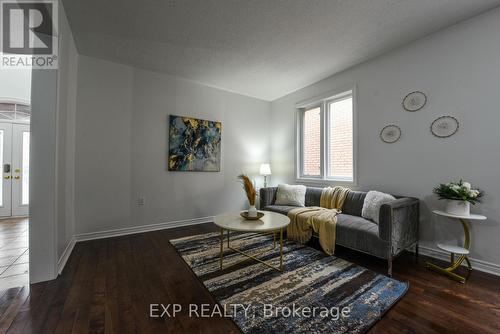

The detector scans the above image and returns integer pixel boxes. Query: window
[0,102,31,121]
[297,89,355,183]
[302,107,321,176]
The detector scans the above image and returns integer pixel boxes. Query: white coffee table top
[432,210,487,221]
[214,211,290,232]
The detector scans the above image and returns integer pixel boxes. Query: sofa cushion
[342,191,367,217]
[263,205,297,215]
[335,214,389,259]
[305,187,323,206]
[260,187,277,208]
[275,184,306,206]
[361,191,395,224]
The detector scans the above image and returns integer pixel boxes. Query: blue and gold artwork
[168,115,222,171]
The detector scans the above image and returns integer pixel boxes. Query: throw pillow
[361,190,395,224]
[275,184,307,207]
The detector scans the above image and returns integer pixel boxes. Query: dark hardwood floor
[0,223,499,333]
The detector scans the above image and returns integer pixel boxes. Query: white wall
[271,7,500,267]
[56,2,78,260]
[30,1,79,283]
[74,56,134,234]
[30,67,58,283]
[74,57,271,234]
[130,69,270,229]
[0,69,31,103]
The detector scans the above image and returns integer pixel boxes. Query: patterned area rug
[170,232,408,334]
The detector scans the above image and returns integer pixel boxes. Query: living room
[0,1,499,333]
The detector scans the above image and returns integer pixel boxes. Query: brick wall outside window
[328,98,353,178]
[303,107,321,176]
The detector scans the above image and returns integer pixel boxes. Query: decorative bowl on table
[240,211,265,220]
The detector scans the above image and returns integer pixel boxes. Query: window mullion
[321,101,326,180]
[299,109,304,178]
[325,100,330,180]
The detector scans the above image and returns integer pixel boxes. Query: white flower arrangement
[433,180,483,204]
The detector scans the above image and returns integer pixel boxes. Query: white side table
[426,210,486,283]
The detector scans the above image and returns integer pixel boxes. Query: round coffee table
[214,211,290,272]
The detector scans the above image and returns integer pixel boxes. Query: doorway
[0,122,30,217]
[0,100,30,290]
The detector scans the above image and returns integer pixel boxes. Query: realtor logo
[0,0,58,68]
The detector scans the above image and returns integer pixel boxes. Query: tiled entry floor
[0,218,29,291]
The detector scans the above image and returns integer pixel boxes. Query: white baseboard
[57,236,76,275]
[56,216,213,275]
[417,245,500,277]
[74,216,214,242]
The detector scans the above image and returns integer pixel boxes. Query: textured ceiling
[63,0,500,101]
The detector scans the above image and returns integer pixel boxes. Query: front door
[0,122,29,217]
[0,123,12,216]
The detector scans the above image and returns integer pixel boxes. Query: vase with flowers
[433,180,483,216]
[238,174,258,217]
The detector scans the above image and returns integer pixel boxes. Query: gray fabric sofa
[260,186,419,276]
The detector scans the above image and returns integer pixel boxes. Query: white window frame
[298,102,324,179]
[295,86,357,186]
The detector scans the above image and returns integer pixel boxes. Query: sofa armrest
[379,197,419,255]
[260,187,277,208]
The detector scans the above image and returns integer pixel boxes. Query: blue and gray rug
[170,232,408,334]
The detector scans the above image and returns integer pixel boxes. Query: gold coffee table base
[219,228,284,272]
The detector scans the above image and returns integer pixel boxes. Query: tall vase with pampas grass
[238,174,258,217]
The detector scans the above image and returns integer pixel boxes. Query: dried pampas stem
[237,174,256,205]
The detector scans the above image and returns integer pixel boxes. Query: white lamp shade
[260,163,272,176]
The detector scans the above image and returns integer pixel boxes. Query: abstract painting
[168,115,222,171]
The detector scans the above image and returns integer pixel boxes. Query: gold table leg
[426,218,471,283]
[219,228,224,270]
[219,228,284,272]
[279,228,283,271]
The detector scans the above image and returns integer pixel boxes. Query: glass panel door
[0,130,3,206]
[0,123,12,217]
[22,131,29,205]
[12,123,29,216]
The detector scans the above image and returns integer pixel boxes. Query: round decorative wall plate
[380,124,401,143]
[431,116,459,138]
[403,91,427,111]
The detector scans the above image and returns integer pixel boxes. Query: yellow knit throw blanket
[320,186,350,210]
[287,186,350,255]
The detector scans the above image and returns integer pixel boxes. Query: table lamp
[259,163,271,188]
